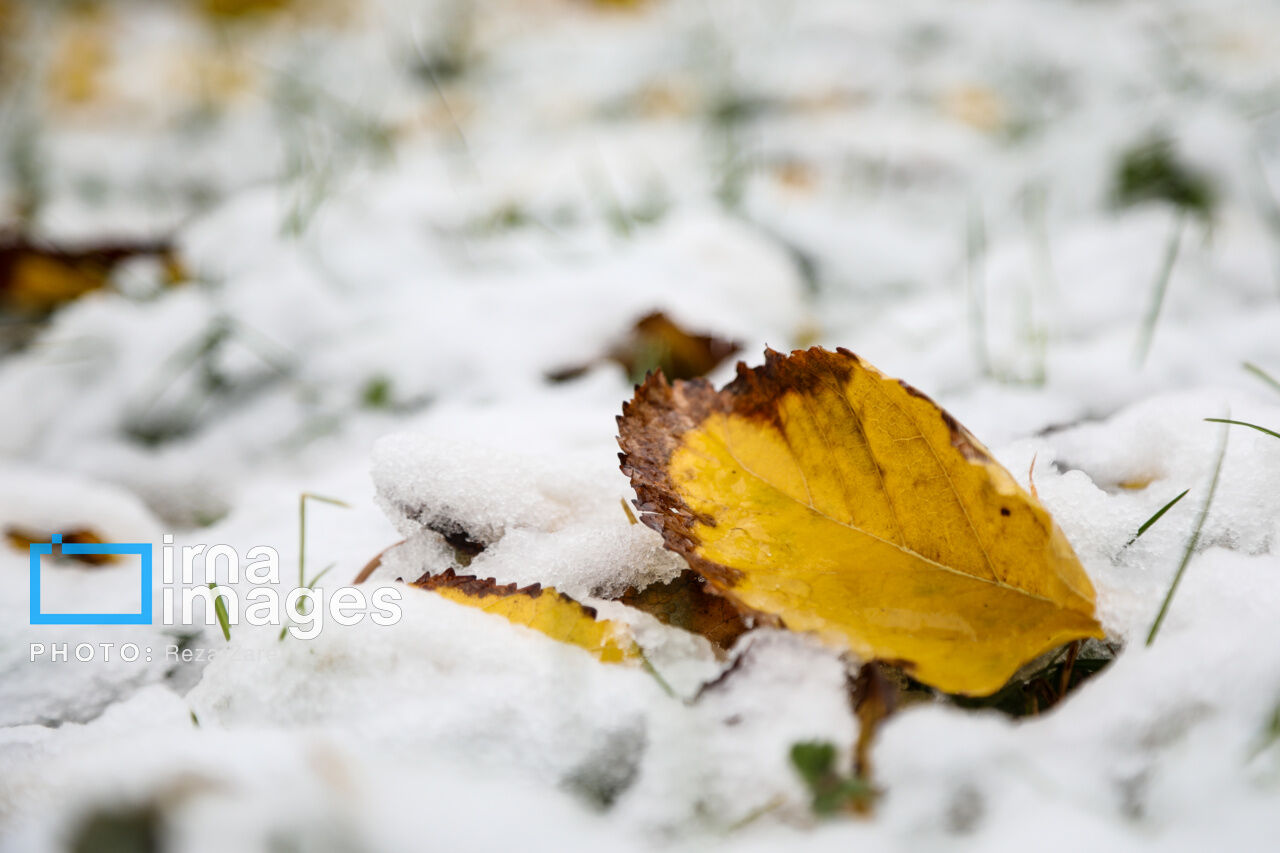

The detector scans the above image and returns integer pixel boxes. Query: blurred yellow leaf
[0,235,182,316]
[48,11,112,106]
[772,159,817,193]
[4,252,107,313]
[618,347,1103,696]
[590,0,651,10]
[410,569,642,665]
[198,0,295,19]
[941,85,1005,133]
[1117,477,1155,490]
[5,526,118,565]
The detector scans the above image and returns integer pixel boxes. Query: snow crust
[3,0,1280,850]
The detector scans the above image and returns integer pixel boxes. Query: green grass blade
[306,563,335,590]
[1134,214,1185,367]
[299,491,350,586]
[286,493,349,640]
[302,493,351,508]
[1249,701,1280,760]
[965,204,991,377]
[1204,417,1280,441]
[638,650,677,699]
[1146,421,1229,646]
[1124,489,1190,547]
[208,583,232,642]
[1242,362,1280,396]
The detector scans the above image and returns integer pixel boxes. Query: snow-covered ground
[3,0,1280,850]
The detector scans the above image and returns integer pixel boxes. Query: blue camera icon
[29,535,153,625]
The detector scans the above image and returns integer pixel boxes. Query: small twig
[849,661,897,814]
[1057,640,1081,698]
[725,796,785,833]
[352,539,405,585]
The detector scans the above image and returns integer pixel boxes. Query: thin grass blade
[1147,421,1229,645]
[208,583,232,642]
[1124,489,1190,548]
[1242,362,1280,396]
[1205,417,1280,441]
[1135,214,1185,367]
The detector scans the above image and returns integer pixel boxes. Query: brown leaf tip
[721,346,859,425]
[618,371,719,526]
[408,568,599,618]
[410,567,536,597]
[618,347,873,591]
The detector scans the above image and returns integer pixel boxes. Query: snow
[4,0,1280,850]
[371,426,687,599]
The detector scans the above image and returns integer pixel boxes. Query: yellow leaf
[409,569,642,665]
[0,235,183,317]
[940,85,1006,133]
[198,0,295,19]
[48,10,112,107]
[5,253,108,313]
[5,526,118,565]
[617,347,1103,696]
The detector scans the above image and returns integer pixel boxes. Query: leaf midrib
[710,422,1084,612]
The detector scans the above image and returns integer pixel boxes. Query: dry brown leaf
[548,311,739,385]
[616,569,749,654]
